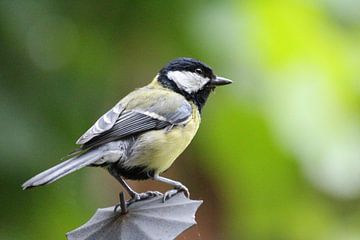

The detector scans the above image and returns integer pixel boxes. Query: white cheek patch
[167,71,210,93]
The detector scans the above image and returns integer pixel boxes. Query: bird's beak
[210,76,233,86]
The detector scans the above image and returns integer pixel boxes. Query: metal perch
[67,192,202,240]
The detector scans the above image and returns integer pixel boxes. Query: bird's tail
[22,149,101,190]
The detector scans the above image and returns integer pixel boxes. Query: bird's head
[157,57,232,111]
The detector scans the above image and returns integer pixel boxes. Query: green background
[1,1,360,239]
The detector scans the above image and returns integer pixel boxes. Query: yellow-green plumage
[127,102,200,174]
[122,79,201,174]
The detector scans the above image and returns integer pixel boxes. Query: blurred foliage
[1,0,360,240]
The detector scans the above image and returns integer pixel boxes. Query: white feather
[132,109,167,121]
[167,71,209,93]
[103,114,111,124]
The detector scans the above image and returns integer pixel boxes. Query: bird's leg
[117,176,138,199]
[153,174,189,202]
[108,167,138,198]
[118,177,162,205]
[108,168,162,207]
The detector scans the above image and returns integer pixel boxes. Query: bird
[22,57,232,204]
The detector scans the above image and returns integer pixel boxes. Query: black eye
[195,68,203,75]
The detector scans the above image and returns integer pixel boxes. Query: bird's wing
[77,88,193,149]
[76,101,125,145]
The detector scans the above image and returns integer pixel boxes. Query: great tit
[22,57,232,203]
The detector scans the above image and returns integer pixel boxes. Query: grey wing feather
[81,111,169,149]
[76,102,124,144]
[81,100,192,150]
[164,101,192,124]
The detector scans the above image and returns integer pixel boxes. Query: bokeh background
[1,0,360,239]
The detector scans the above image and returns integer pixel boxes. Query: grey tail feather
[22,149,102,190]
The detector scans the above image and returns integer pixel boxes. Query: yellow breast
[126,103,201,174]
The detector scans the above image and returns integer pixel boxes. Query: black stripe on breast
[109,164,155,180]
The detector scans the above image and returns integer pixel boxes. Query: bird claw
[139,190,163,199]
[162,185,189,202]
[126,191,163,206]
[114,191,163,211]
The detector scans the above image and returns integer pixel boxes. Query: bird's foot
[114,191,162,212]
[127,191,163,206]
[162,184,189,202]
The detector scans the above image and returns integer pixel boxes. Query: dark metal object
[118,192,127,214]
[66,193,202,240]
